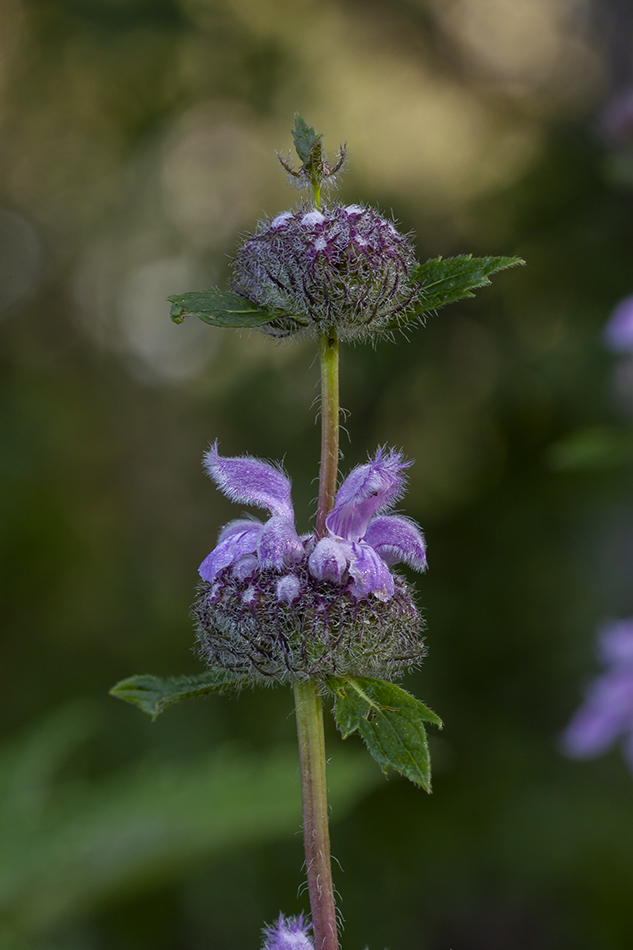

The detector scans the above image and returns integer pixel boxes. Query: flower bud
[230,203,418,341]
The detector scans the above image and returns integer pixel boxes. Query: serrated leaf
[168,290,277,328]
[328,676,442,791]
[291,114,322,164]
[110,670,237,719]
[384,254,524,331]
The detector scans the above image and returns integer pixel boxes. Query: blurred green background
[2,0,633,947]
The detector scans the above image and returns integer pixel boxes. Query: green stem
[293,680,338,950]
[316,332,339,539]
[292,330,340,945]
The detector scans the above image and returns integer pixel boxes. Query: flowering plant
[111,116,522,950]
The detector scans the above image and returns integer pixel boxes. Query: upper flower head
[230,203,418,342]
[561,618,633,773]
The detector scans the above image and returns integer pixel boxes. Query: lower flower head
[194,445,427,686]
[231,203,418,341]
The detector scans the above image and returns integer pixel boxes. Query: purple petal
[308,537,350,584]
[198,521,261,581]
[363,514,427,572]
[598,619,633,666]
[276,574,301,604]
[604,296,633,353]
[258,515,304,571]
[327,447,411,541]
[231,554,258,581]
[348,541,394,602]
[203,443,294,519]
[560,671,633,758]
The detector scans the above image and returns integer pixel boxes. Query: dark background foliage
[2,0,633,947]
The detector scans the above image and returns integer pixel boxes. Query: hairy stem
[315,332,339,539]
[293,680,338,950]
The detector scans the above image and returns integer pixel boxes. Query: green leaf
[110,670,238,719]
[0,705,379,945]
[384,254,524,331]
[327,676,442,791]
[167,289,277,328]
[291,113,322,164]
[546,426,633,471]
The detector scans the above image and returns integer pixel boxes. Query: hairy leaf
[291,113,322,164]
[328,676,442,791]
[110,670,237,719]
[384,254,524,331]
[168,290,276,328]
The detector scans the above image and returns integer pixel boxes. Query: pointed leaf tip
[382,254,525,332]
[292,114,322,164]
[110,670,238,719]
[327,676,442,791]
[167,290,278,329]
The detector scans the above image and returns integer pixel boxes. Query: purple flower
[198,443,303,582]
[600,88,633,145]
[604,295,633,353]
[262,915,313,950]
[308,447,427,601]
[231,203,418,341]
[194,445,426,683]
[561,619,633,772]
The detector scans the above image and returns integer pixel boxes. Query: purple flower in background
[308,447,427,601]
[603,295,633,353]
[561,618,633,772]
[600,88,633,145]
[198,444,303,582]
[262,915,313,950]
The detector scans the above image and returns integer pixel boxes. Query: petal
[276,574,301,604]
[604,295,633,353]
[198,521,260,581]
[308,537,350,584]
[326,447,410,541]
[598,619,633,666]
[560,671,633,758]
[258,515,304,571]
[203,442,294,519]
[231,554,258,581]
[348,541,395,602]
[363,515,427,572]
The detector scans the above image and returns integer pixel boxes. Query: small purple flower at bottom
[308,447,427,601]
[262,914,313,950]
[561,619,633,773]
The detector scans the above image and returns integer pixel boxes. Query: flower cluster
[193,444,427,685]
[230,203,418,341]
[561,618,633,772]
